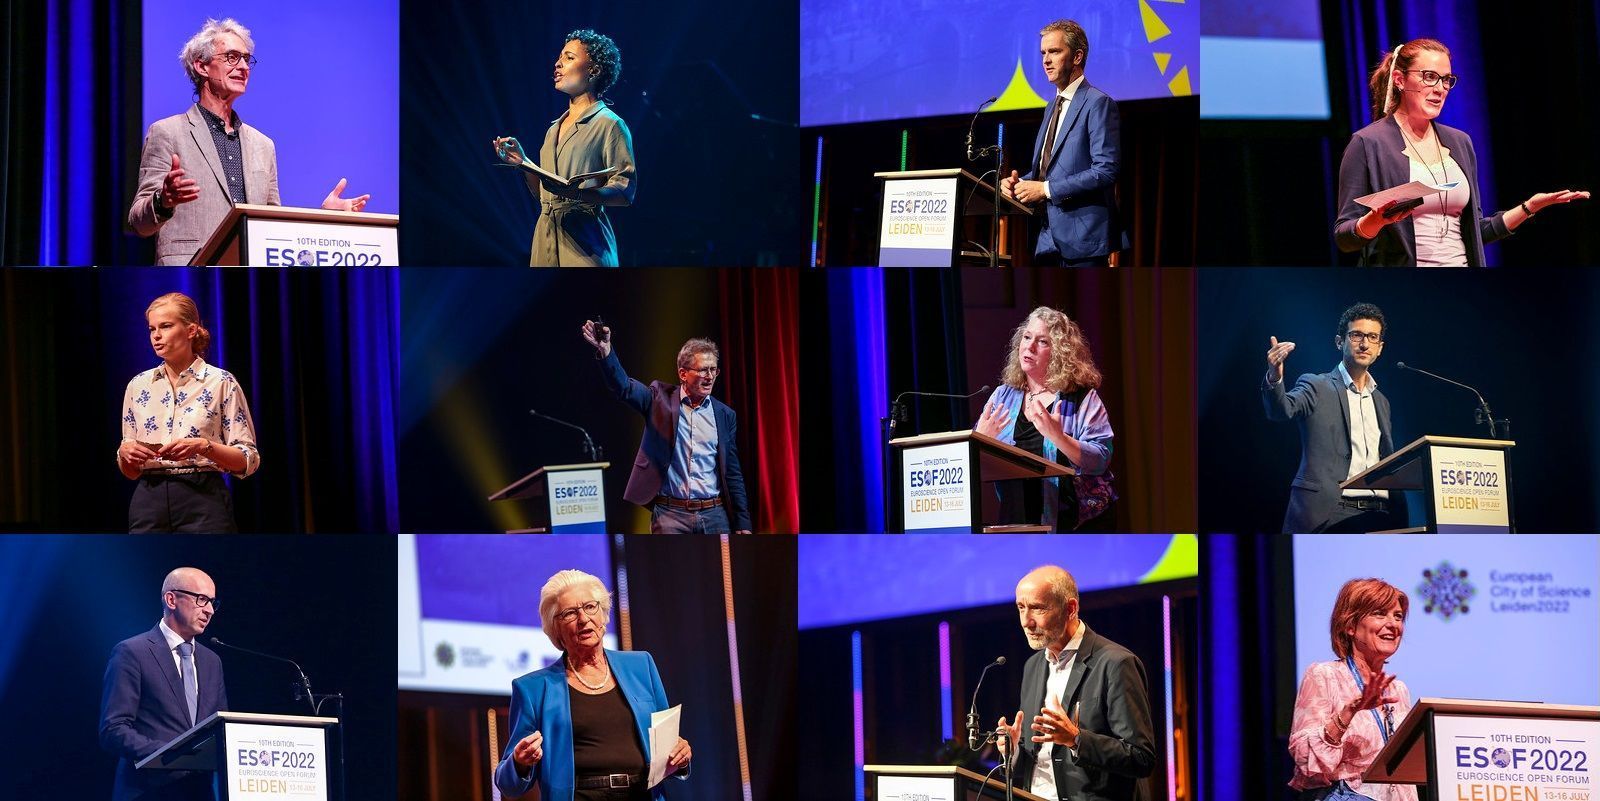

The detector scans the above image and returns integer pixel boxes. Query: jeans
[650,502,730,534]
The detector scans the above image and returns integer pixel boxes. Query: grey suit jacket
[1011,626,1156,801]
[1333,115,1510,267]
[1261,367,1395,533]
[129,104,280,265]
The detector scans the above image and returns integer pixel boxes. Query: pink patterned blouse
[1288,660,1419,801]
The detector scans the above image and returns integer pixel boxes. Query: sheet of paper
[647,704,682,789]
[1353,180,1460,210]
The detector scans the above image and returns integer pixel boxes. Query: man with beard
[996,565,1155,801]
[99,567,229,801]
[582,319,751,534]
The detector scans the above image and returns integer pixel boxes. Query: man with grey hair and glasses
[99,567,229,801]
[128,17,372,264]
[581,319,752,534]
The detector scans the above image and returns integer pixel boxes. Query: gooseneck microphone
[890,386,991,435]
[966,97,999,161]
[209,637,317,714]
[1395,362,1506,438]
[966,655,1007,751]
[529,408,604,461]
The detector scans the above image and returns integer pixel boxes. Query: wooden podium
[865,765,1048,801]
[874,169,1032,267]
[1363,698,1599,801]
[488,461,611,533]
[1342,435,1517,532]
[190,204,400,266]
[136,710,340,800]
[889,429,1073,533]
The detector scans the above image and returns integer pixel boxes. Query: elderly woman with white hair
[495,570,691,800]
[128,17,371,265]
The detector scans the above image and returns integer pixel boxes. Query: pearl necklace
[571,654,612,690]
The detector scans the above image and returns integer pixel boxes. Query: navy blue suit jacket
[494,650,684,801]
[1262,368,1396,533]
[99,625,228,801]
[1334,115,1511,267]
[1022,80,1126,261]
[598,350,752,531]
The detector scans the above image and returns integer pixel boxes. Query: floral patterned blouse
[119,357,260,478]
[1289,660,1418,801]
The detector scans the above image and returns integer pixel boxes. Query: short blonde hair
[538,570,612,651]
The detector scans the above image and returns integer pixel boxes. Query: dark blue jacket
[99,625,228,801]
[1022,80,1127,261]
[1262,368,1395,533]
[1335,115,1511,267]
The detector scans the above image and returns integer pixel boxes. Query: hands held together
[996,696,1081,757]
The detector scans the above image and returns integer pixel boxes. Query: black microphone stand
[210,638,347,801]
[530,409,604,462]
[967,98,1003,268]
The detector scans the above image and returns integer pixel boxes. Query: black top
[570,683,648,801]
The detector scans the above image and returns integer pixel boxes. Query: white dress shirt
[1031,619,1088,799]
[1336,362,1388,499]
[157,618,200,695]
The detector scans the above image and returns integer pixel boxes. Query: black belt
[1338,497,1388,511]
[575,773,643,790]
[143,467,220,477]
[653,495,721,511]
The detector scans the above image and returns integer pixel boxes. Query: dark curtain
[2,0,146,266]
[0,267,400,532]
[398,0,805,266]
[1200,0,1599,267]
[718,267,802,533]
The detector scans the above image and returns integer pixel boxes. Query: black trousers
[129,472,237,533]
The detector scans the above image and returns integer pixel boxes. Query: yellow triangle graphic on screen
[1167,65,1192,96]
[1138,534,1199,584]
[988,58,1049,111]
[1154,52,1172,74]
[1140,0,1172,43]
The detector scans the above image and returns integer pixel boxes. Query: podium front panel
[223,721,329,800]
[902,440,976,533]
[878,774,957,801]
[879,177,959,267]
[547,467,607,533]
[247,218,400,267]
[1429,446,1511,532]
[1431,713,1600,801]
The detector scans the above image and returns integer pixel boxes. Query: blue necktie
[177,641,198,725]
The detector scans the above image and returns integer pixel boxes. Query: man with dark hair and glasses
[128,17,373,265]
[99,567,229,801]
[581,319,752,534]
[1262,303,1402,533]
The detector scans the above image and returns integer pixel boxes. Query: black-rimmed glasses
[1343,331,1384,345]
[1403,69,1457,89]
[213,51,258,68]
[171,588,220,612]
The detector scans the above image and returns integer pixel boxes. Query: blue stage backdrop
[141,0,398,214]
[0,535,399,797]
[1201,0,1329,118]
[801,0,1198,126]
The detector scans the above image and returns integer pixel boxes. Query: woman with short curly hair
[495,29,637,267]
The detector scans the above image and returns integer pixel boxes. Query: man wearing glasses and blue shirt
[1262,302,1401,533]
[99,567,229,801]
[128,18,371,265]
[582,320,753,534]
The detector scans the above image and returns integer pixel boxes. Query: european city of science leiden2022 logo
[1419,561,1475,620]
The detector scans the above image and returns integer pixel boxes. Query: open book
[493,140,618,188]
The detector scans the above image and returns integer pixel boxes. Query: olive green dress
[529,101,636,267]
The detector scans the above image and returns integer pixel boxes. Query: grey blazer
[1011,626,1156,801]
[528,101,636,267]
[1334,115,1509,267]
[1261,367,1395,533]
[128,104,280,265]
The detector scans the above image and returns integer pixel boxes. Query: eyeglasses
[555,600,602,624]
[1402,69,1457,89]
[171,588,220,612]
[683,365,720,376]
[1343,331,1384,345]
[211,50,258,68]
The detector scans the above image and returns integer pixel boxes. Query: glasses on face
[171,588,220,612]
[683,365,720,377]
[555,600,602,624]
[1343,331,1383,345]
[211,50,258,68]
[1403,69,1457,89]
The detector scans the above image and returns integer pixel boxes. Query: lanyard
[1344,656,1391,743]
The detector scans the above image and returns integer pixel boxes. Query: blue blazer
[494,650,684,801]
[1334,115,1511,267]
[599,350,752,531]
[1022,81,1127,261]
[1261,368,1396,533]
[99,625,229,801]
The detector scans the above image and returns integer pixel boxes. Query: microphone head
[977,385,991,394]
[995,656,1007,665]
[1396,362,1409,370]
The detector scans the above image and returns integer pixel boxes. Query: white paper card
[1354,180,1460,210]
[647,704,682,788]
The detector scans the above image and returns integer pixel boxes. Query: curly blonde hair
[1000,306,1102,393]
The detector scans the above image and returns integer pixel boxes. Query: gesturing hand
[1265,335,1295,384]
[1031,696,1080,747]
[1001,170,1020,201]
[511,730,544,770]
[995,709,1023,757]
[580,319,613,359]
[1526,189,1590,213]
[975,399,1011,438]
[493,136,526,166]
[1025,393,1063,434]
[161,154,201,210]
[1350,671,1399,713]
[321,178,371,212]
